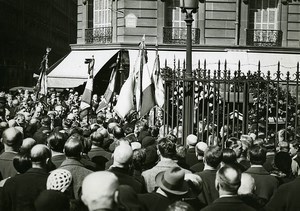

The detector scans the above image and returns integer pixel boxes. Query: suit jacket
[51,153,66,168]
[266,177,300,211]
[0,151,18,180]
[201,196,256,211]
[0,168,49,211]
[185,148,198,168]
[138,192,172,211]
[59,158,93,199]
[142,159,191,193]
[245,166,279,201]
[109,166,145,193]
[196,169,219,206]
[190,161,204,173]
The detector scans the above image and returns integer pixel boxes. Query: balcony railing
[85,27,112,44]
[163,27,200,44]
[246,29,283,47]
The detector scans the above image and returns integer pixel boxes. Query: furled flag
[152,50,165,108]
[96,63,118,113]
[114,70,135,119]
[35,47,51,100]
[80,56,95,119]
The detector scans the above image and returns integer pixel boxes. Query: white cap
[186,134,198,146]
[196,142,208,152]
[131,142,141,151]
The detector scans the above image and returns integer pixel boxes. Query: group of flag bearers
[34,35,165,120]
[78,35,165,120]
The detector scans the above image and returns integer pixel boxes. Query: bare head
[30,144,51,167]
[21,137,37,153]
[81,171,119,211]
[215,165,241,196]
[2,127,23,151]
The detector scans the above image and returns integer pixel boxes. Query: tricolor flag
[152,50,165,108]
[140,55,156,117]
[134,36,156,117]
[96,64,117,113]
[80,57,95,119]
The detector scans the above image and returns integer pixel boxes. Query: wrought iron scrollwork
[163,27,200,44]
[85,27,113,44]
[246,29,283,47]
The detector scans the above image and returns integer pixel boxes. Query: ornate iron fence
[85,27,113,44]
[246,29,283,47]
[158,59,300,147]
[163,27,200,44]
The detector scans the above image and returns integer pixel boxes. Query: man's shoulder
[202,197,256,211]
[0,152,16,160]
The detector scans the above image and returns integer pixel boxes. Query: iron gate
[159,59,300,147]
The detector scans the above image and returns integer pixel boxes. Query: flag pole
[87,55,94,124]
[138,36,145,118]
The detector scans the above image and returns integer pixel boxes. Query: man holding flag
[96,53,120,114]
[80,56,95,120]
[35,47,51,110]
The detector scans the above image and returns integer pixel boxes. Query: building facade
[76,0,300,47]
[48,0,300,90]
[0,0,77,90]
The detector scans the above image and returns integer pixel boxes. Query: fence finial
[296,62,300,80]
[173,55,176,70]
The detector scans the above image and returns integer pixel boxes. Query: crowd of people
[0,88,299,211]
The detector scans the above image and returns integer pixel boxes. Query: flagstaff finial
[46,47,51,54]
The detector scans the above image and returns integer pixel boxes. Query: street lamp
[180,0,198,143]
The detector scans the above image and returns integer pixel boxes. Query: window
[93,0,112,28]
[247,0,282,46]
[165,0,196,28]
[248,0,279,30]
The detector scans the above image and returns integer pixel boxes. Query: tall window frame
[248,0,279,30]
[93,0,112,28]
[165,0,196,27]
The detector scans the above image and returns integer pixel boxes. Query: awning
[129,49,300,76]
[49,48,299,88]
[48,49,119,88]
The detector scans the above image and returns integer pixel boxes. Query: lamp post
[180,0,198,144]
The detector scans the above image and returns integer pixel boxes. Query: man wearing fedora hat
[138,167,190,211]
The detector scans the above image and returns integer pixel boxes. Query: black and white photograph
[0,0,300,210]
